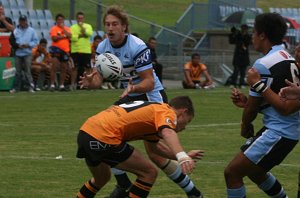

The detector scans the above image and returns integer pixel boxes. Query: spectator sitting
[31,38,54,91]
[9,15,38,93]
[90,35,102,68]
[49,13,72,91]
[182,53,214,89]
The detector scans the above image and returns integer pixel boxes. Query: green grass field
[1,87,299,197]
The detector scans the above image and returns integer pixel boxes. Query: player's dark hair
[39,38,47,44]
[55,13,65,20]
[254,13,287,45]
[148,36,156,42]
[191,53,200,59]
[93,35,102,41]
[103,5,129,33]
[76,11,84,17]
[169,96,194,117]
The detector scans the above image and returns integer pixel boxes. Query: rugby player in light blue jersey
[78,5,203,198]
[226,13,300,198]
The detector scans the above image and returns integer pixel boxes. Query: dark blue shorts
[76,130,134,167]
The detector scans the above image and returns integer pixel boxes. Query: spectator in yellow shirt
[70,11,93,90]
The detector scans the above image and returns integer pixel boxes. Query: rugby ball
[95,53,123,81]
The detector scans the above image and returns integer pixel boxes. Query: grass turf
[0,87,299,197]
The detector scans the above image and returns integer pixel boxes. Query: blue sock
[227,185,246,198]
[258,172,286,198]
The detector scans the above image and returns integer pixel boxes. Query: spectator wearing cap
[10,15,38,93]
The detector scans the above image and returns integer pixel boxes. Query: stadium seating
[17,0,25,9]
[219,5,263,18]
[19,8,28,17]
[35,29,43,40]
[28,9,37,20]
[41,29,50,40]
[30,19,40,30]
[44,9,53,20]
[10,8,20,20]
[8,0,18,9]
[64,19,71,27]
[0,0,10,8]
[39,19,48,30]
[36,9,45,20]
[70,19,77,25]
[46,19,55,28]
[4,9,13,19]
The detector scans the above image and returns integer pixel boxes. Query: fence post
[70,0,75,19]
[43,0,48,9]
[96,0,102,30]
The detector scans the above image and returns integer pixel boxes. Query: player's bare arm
[241,96,262,138]
[159,128,195,174]
[279,79,300,101]
[231,88,248,108]
[79,70,102,89]
[120,69,154,98]
[144,140,204,163]
[248,68,300,115]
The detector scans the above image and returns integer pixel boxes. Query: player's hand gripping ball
[95,53,123,81]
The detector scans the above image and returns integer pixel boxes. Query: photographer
[228,24,251,88]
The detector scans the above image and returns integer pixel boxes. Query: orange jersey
[50,25,71,53]
[80,101,177,145]
[184,62,207,81]
[32,46,51,63]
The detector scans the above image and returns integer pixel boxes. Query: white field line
[188,123,240,128]
[0,122,240,128]
[0,155,298,167]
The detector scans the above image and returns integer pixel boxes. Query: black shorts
[76,130,134,167]
[240,128,298,171]
[70,53,91,68]
[114,89,168,105]
[49,46,69,62]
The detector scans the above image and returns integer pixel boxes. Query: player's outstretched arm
[144,141,204,164]
[231,88,247,108]
[159,128,195,174]
[144,140,175,160]
[79,69,102,89]
[279,79,300,101]
[247,68,300,115]
[187,150,205,162]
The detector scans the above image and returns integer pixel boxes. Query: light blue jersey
[249,45,300,140]
[96,34,164,100]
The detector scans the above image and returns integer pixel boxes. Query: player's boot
[106,185,129,198]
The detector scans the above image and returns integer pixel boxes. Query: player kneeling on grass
[76,96,204,198]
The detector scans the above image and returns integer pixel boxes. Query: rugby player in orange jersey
[76,96,204,198]
[80,5,204,198]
